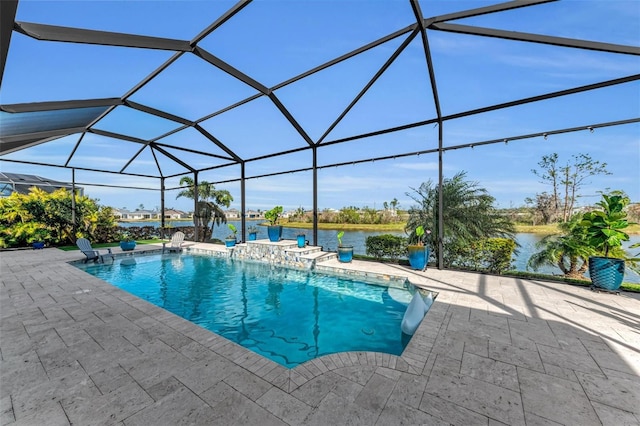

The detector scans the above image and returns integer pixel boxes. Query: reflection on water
[120,221,640,283]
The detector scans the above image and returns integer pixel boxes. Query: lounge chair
[163,231,185,253]
[76,238,113,263]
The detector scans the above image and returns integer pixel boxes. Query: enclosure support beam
[194,172,199,242]
[71,168,77,240]
[240,162,246,242]
[160,177,166,233]
[312,146,318,247]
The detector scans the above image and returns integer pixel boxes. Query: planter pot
[225,238,236,248]
[248,232,257,241]
[337,246,354,263]
[32,241,45,250]
[267,225,283,242]
[408,245,429,270]
[120,241,136,251]
[297,234,306,248]
[588,256,625,291]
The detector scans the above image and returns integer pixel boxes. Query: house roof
[0,171,82,195]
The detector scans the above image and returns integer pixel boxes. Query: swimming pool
[75,252,417,368]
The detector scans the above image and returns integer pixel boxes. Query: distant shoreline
[119,219,639,235]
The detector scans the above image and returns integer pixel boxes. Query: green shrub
[450,238,516,274]
[365,234,407,260]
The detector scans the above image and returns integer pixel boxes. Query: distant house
[115,209,159,220]
[246,210,261,219]
[226,208,240,219]
[163,209,187,219]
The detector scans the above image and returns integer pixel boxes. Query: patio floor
[1,244,639,425]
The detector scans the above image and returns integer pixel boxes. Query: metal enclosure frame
[1,0,638,268]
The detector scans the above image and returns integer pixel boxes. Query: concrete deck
[2,244,639,425]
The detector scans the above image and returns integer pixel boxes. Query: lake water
[121,221,640,283]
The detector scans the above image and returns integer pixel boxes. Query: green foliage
[365,234,407,260]
[227,223,237,239]
[408,225,430,246]
[264,206,283,225]
[337,207,360,224]
[449,238,516,274]
[527,214,597,279]
[176,176,233,241]
[337,230,344,246]
[0,187,118,248]
[406,171,516,267]
[580,192,632,258]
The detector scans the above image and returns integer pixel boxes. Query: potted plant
[407,225,430,270]
[248,225,258,241]
[28,226,50,250]
[580,192,636,291]
[336,230,353,263]
[297,233,306,248]
[119,231,137,251]
[265,206,283,242]
[225,224,237,247]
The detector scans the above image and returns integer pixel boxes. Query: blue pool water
[75,253,414,368]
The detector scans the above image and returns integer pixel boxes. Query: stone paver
[1,244,639,425]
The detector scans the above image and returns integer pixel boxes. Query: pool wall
[188,239,411,289]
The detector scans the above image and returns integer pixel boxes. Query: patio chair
[163,231,185,253]
[76,238,113,263]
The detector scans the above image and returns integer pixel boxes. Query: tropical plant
[527,215,597,279]
[580,191,633,258]
[337,230,344,247]
[408,225,430,246]
[176,176,233,242]
[119,231,134,242]
[0,187,117,247]
[227,223,237,240]
[405,171,516,268]
[264,206,283,226]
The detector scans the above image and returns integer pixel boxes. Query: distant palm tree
[527,215,596,279]
[176,176,233,242]
[406,171,516,267]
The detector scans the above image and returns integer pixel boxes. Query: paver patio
[1,244,639,425]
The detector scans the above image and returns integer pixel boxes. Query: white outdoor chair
[76,238,113,263]
[163,231,185,253]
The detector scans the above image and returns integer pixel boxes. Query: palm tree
[176,176,233,242]
[406,171,516,267]
[527,215,596,279]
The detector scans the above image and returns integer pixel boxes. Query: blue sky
[1,0,639,213]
